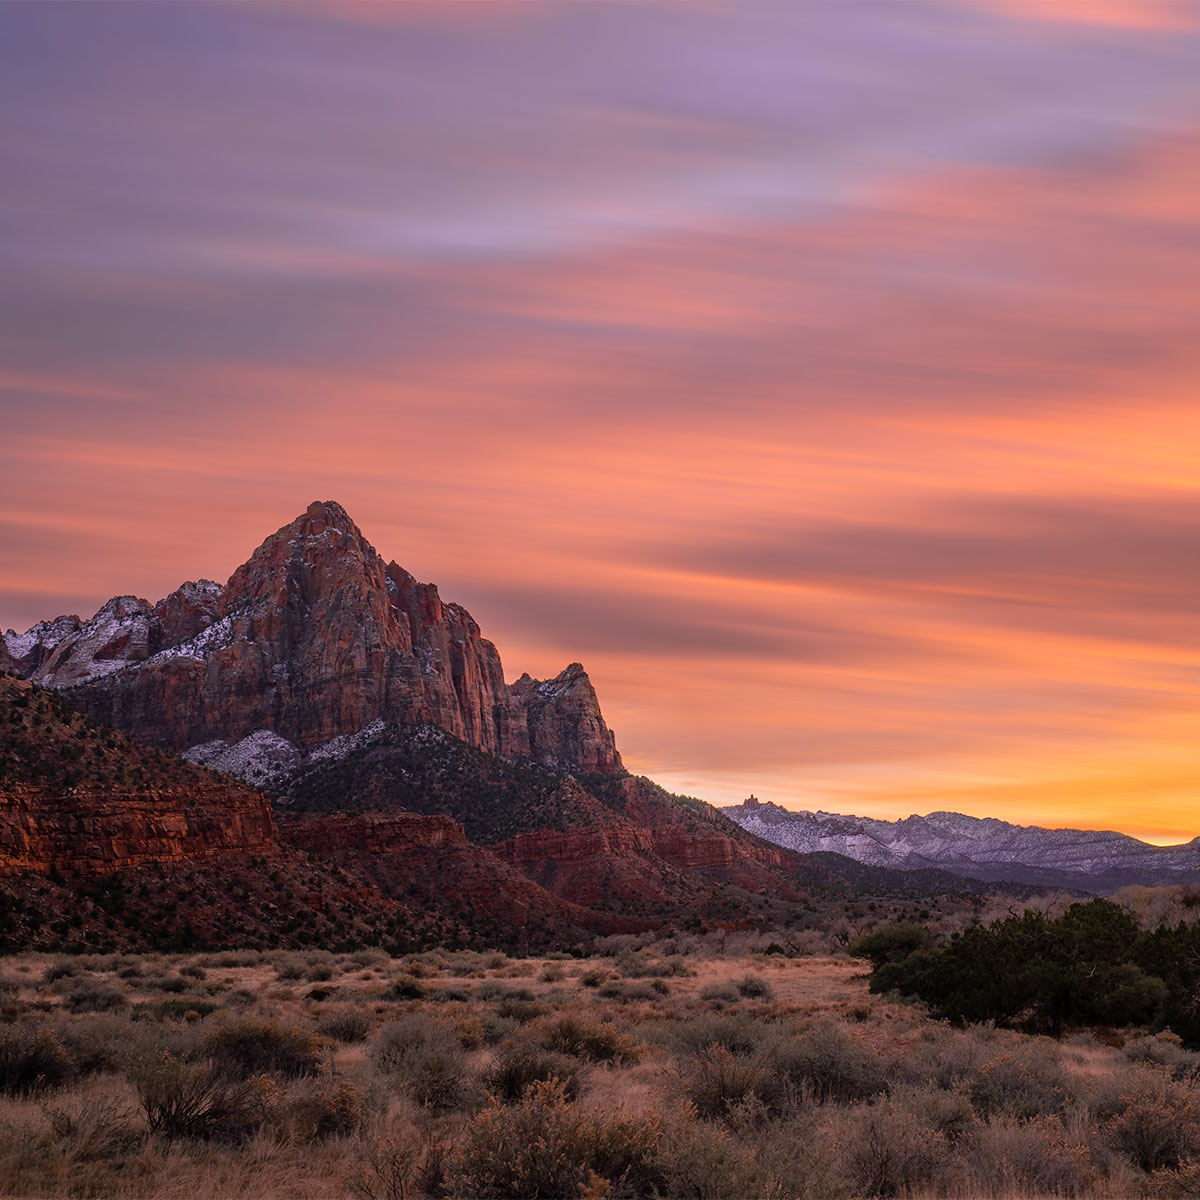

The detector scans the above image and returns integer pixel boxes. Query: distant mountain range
[723,797,1199,893]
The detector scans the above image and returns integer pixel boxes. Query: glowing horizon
[2,2,1198,843]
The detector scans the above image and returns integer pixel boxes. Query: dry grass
[0,947,1191,1197]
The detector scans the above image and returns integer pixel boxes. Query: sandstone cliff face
[7,502,622,776]
[510,664,622,775]
[0,784,276,877]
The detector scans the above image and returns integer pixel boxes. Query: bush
[133,998,221,1022]
[539,1015,638,1064]
[1102,1074,1200,1172]
[484,1043,579,1103]
[317,1007,371,1043]
[962,1114,1095,1197]
[839,1099,944,1198]
[132,1052,258,1142]
[205,1018,323,1079]
[681,1044,791,1122]
[372,1014,479,1112]
[64,980,129,1013]
[446,1078,664,1199]
[968,1042,1076,1120]
[384,975,427,1001]
[0,1024,73,1094]
[778,1022,887,1104]
[699,984,741,1006]
[735,974,773,1000]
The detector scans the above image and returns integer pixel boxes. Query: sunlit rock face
[5,501,623,777]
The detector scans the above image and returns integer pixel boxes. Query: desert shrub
[663,1011,767,1058]
[480,1013,519,1046]
[838,1099,945,1198]
[261,1074,363,1142]
[699,984,741,1006]
[270,953,307,980]
[617,953,689,980]
[41,1079,142,1163]
[1124,1032,1200,1079]
[484,1042,579,1102]
[778,1022,887,1104]
[42,961,80,985]
[445,1078,664,1199]
[962,1114,1095,1197]
[384,975,427,1001]
[132,1052,258,1142]
[540,963,565,983]
[208,949,263,968]
[652,1109,835,1200]
[132,998,220,1022]
[64,980,129,1013]
[968,1041,1076,1120]
[1102,1074,1200,1172]
[580,968,610,988]
[55,1011,145,1076]
[891,1026,992,1090]
[372,1013,479,1112]
[348,947,390,969]
[734,974,773,1000]
[179,963,206,980]
[205,1018,323,1079]
[433,986,470,1003]
[0,1023,73,1094]
[355,1106,453,1200]
[598,981,658,1003]
[538,1015,638,1064]
[477,982,533,1002]
[681,1044,792,1122]
[498,996,545,1024]
[317,1007,371,1043]
[143,973,189,994]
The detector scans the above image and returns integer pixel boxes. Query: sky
[2,1,1199,843]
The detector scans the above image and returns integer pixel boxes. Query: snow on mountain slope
[723,797,1200,891]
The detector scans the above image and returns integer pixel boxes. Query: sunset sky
[2,2,1199,842]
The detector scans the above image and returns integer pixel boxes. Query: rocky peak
[10,504,623,778]
[509,663,622,775]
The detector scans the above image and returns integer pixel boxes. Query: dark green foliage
[867,899,1200,1044]
[850,922,936,970]
[277,724,574,842]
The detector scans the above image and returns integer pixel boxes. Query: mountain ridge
[724,797,1200,892]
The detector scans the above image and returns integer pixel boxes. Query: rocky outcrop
[7,502,622,776]
[0,783,275,877]
[510,664,622,775]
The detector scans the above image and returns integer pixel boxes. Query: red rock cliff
[8,503,622,775]
[0,784,276,877]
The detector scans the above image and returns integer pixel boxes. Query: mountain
[4,501,621,776]
[723,797,1200,893]
[3,503,1005,947]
